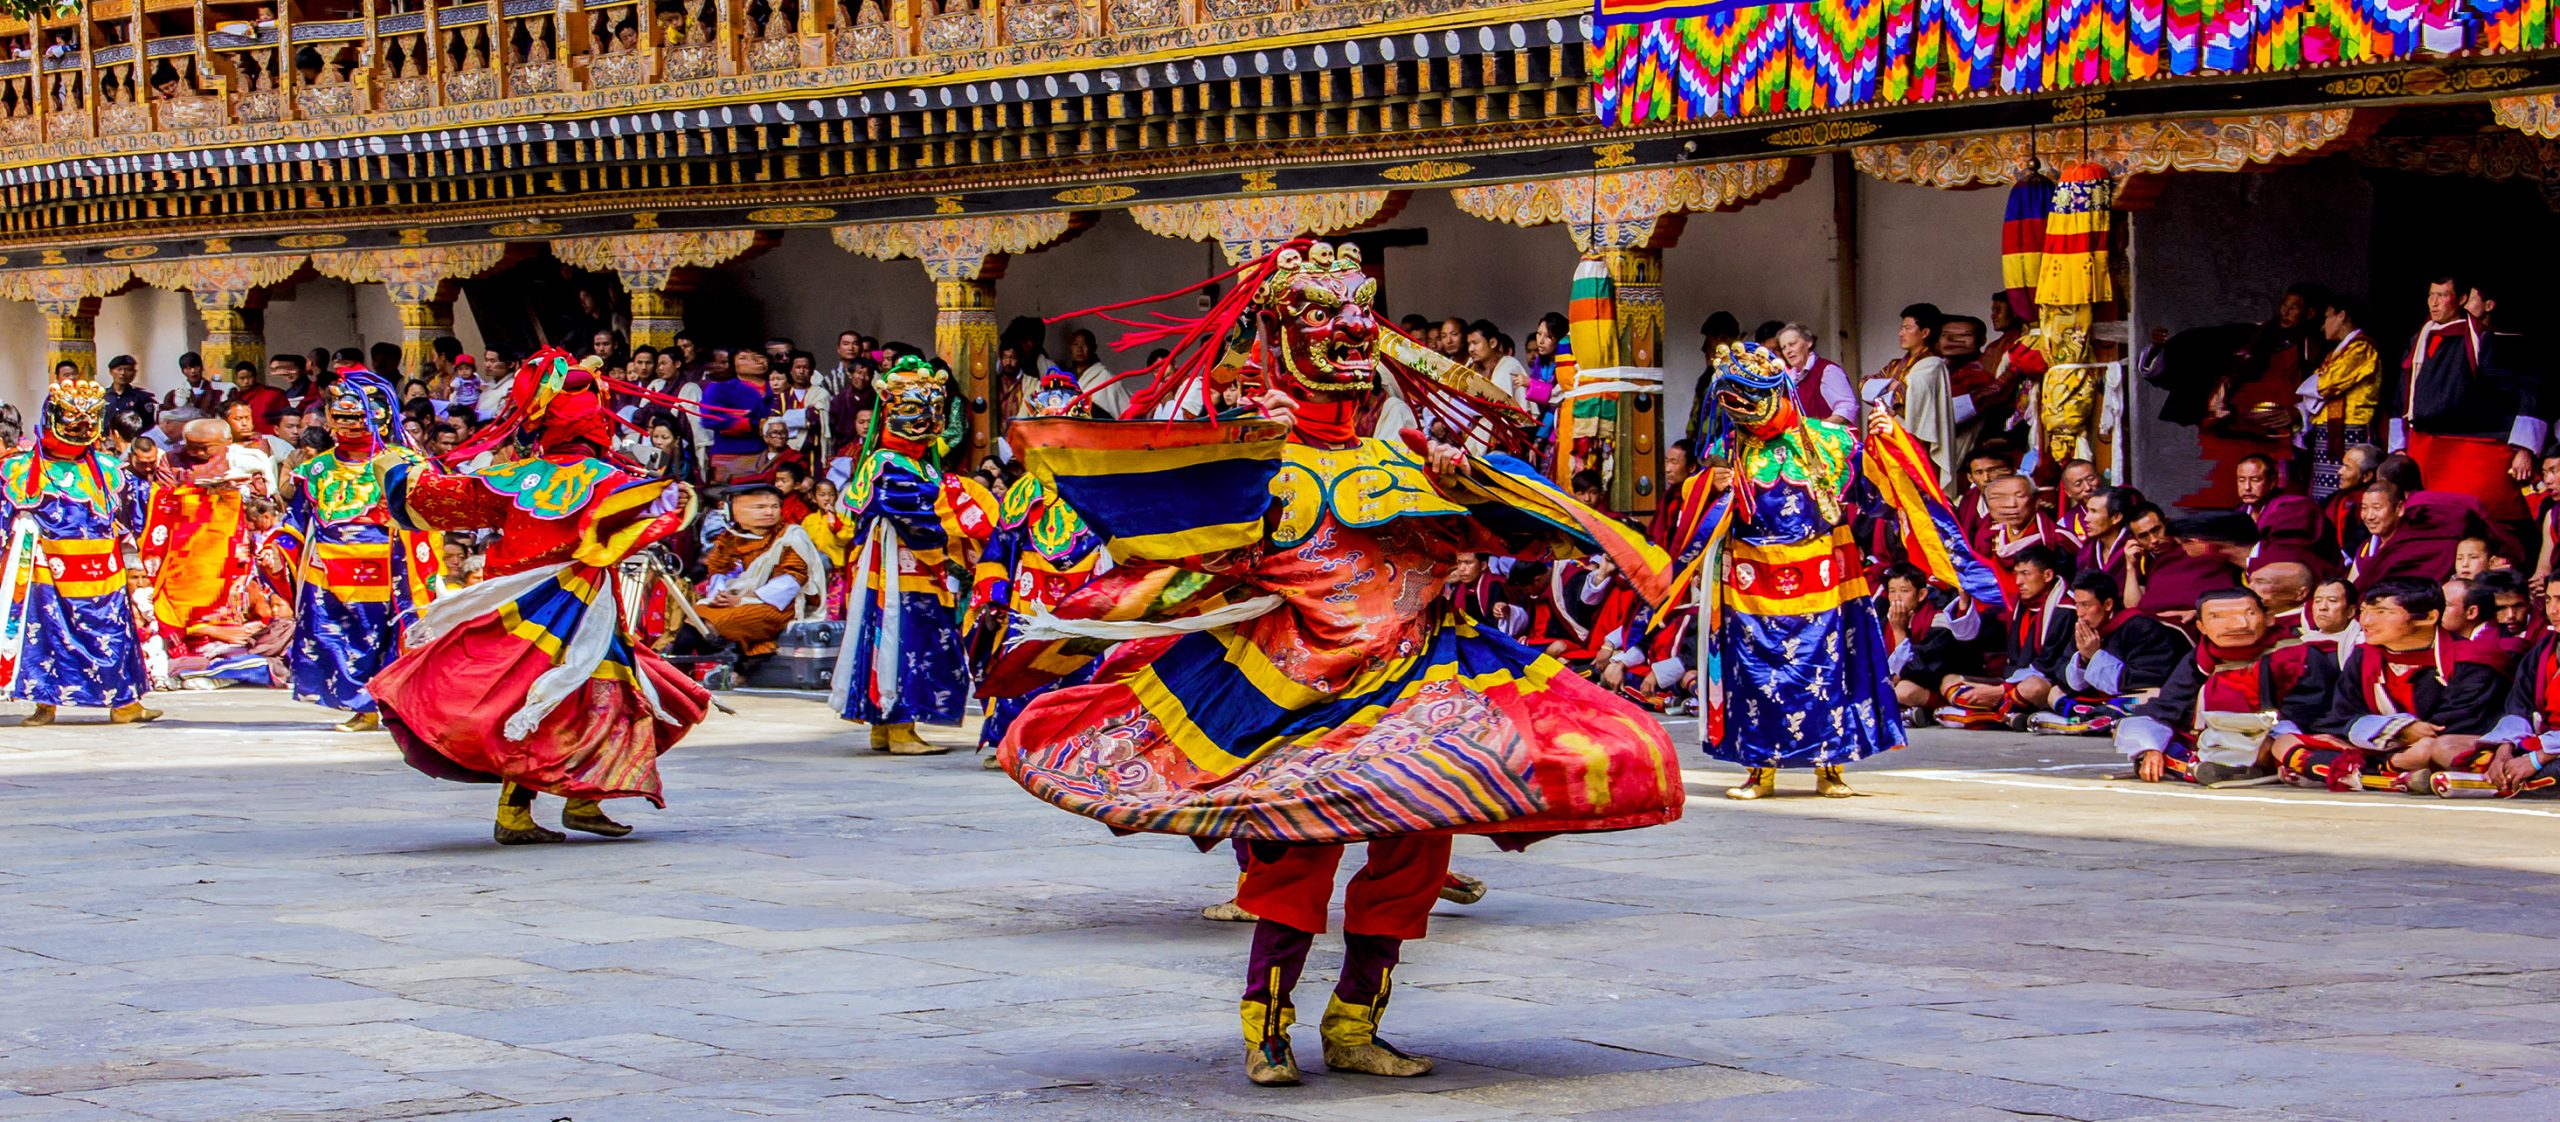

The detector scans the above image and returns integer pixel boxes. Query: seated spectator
[2482,568,2536,642]
[2033,570,2195,735]
[1598,596,1697,714]
[2455,569,2534,655]
[1878,564,1985,714]
[2231,452,2281,519]
[2449,578,2560,797]
[1969,472,2077,567]
[2284,576,2513,791]
[2453,535,2491,581]
[2245,560,2315,630]
[2075,486,2137,585]
[2055,459,2102,538]
[2127,507,2244,622]
[2349,480,2451,584]
[2325,442,2383,555]
[2302,577,2362,656]
[1935,543,2074,728]
[772,460,816,523]
[1535,546,1637,665]
[2442,577,2488,641]
[1951,448,2011,542]
[2116,587,2340,785]
[1446,551,1527,638]
[673,485,827,663]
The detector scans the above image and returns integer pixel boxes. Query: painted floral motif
[832,22,900,61]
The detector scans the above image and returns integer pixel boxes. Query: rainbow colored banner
[1597,0,1786,28]
[1596,0,2473,123]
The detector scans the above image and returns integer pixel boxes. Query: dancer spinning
[994,240,1685,1087]
[369,351,714,844]
[0,377,158,726]
[828,354,994,755]
[1681,341,2006,799]
[271,369,441,732]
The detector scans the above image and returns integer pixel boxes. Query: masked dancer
[993,240,1685,1087]
[0,378,157,726]
[1682,342,2007,799]
[271,369,443,731]
[369,352,715,844]
[828,355,995,755]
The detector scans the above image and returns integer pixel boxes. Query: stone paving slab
[6,690,2560,1119]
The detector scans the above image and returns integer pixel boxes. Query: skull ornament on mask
[877,356,948,445]
[42,378,107,447]
[1253,241,1380,403]
[1709,342,1798,440]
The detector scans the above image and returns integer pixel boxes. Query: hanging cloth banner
[2000,177,2052,321]
[1594,0,1782,28]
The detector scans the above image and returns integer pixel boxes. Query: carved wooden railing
[0,0,1559,158]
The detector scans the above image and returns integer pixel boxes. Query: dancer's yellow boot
[494,782,565,845]
[1437,872,1488,905]
[21,704,55,727]
[1241,998,1301,1086]
[1725,767,1777,800]
[1319,975,1434,1077]
[335,712,381,733]
[1814,765,1857,798]
[882,723,949,755]
[1201,899,1259,922]
[108,702,161,724]
[561,798,633,838]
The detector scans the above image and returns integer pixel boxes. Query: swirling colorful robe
[372,455,711,804]
[0,449,150,708]
[827,449,993,726]
[995,419,1684,846]
[274,449,442,713]
[970,472,1103,751]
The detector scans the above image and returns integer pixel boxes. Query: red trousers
[1236,835,1454,939]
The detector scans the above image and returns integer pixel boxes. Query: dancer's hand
[1252,388,1295,430]
[2134,750,2165,783]
[1424,439,1467,478]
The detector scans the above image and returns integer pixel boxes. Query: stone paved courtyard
[6,690,2560,1121]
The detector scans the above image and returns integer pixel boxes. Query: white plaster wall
[92,287,197,398]
[1367,188,1585,334]
[0,300,44,417]
[1661,155,1843,440]
[0,287,195,420]
[262,278,364,363]
[726,229,937,350]
[1854,177,2011,372]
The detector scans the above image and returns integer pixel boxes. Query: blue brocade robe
[1709,419,1903,768]
[279,450,441,714]
[0,449,151,708]
[828,450,992,726]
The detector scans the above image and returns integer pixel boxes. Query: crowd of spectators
[25,268,2560,798]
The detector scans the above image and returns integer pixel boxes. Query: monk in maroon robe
[2126,506,2244,621]
[2349,481,2477,585]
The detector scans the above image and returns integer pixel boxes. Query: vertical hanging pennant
[2000,176,2052,321]
[1563,256,1619,481]
[2033,163,2115,468]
